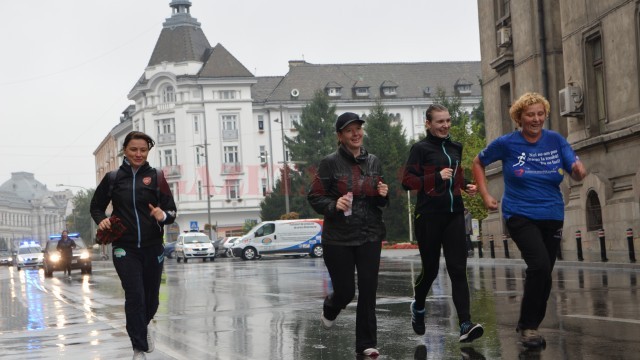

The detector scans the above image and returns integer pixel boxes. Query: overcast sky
[0,0,480,193]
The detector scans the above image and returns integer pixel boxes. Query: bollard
[627,228,636,263]
[502,234,510,258]
[598,228,608,262]
[489,234,496,259]
[575,230,584,261]
[477,237,484,258]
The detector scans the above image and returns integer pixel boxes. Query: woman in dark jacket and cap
[308,112,388,357]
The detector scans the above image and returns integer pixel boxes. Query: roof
[266,61,481,102]
[199,43,254,78]
[147,26,211,66]
[252,76,284,103]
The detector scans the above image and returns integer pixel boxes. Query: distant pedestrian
[472,92,586,348]
[91,131,177,360]
[56,230,76,277]
[402,104,483,343]
[308,112,389,358]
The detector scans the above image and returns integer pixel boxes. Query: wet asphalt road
[1,250,640,360]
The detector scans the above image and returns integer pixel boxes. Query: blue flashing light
[19,240,39,247]
[48,233,80,240]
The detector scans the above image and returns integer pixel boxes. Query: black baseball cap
[335,112,365,132]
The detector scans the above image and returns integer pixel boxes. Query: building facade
[0,172,69,249]
[477,0,640,254]
[94,0,482,237]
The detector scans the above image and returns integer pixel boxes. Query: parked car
[42,233,92,277]
[15,242,44,270]
[164,241,177,259]
[175,231,216,263]
[219,237,241,257]
[0,250,13,266]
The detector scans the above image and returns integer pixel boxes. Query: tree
[68,189,96,244]
[363,101,410,241]
[261,90,337,220]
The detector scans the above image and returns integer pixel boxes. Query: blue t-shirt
[478,129,577,221]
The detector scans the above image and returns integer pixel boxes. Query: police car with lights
[42,233,92,277]
[15,241,44,270]
[174,222,216,263]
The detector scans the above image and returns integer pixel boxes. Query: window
[586,190,603,231]
[193,115,200,133]
[382,87,397,96]
[255,223,275,236]
[195,146,203,166]
[261,178,267,196]
[162,85,175,103]
[219,90,237,100]
[224,146,239,164]
[589,35,607,124]
[225,179,240,199]
[327,87,342,97]
[289,113,300,128]
[259,145,267,164]
[157,119,174,135]
[258,115,264,131]
[497,0,510,19]
[170,182,179,202]
[197,180,203,201]
[222,114,238,140]
[355,87,370,97]
[164,149,174,166]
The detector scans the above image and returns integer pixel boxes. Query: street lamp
[273,118,290,214]
[195,142,213,241]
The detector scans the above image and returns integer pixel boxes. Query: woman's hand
[440,168,453,181]
[335,195,351,212]
[377,181,388,197]
[481,193,499,210]
[465,184,477,196]
[98,218,111,231]
[149,204,165,222]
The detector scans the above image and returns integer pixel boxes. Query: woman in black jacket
[90,131,177,360]
[402,104,483,343]
[308,112,388,357]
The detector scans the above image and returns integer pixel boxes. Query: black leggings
[322,241,381,353]
[506,215,563,331]
[413,212,470,325]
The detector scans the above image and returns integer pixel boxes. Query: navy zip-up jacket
[90,159,177,249]
[402,132,468,215]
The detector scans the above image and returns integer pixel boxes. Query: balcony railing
[162,165,182,178]
[222,129,238,140]
[157,133,176,145]
[222,163,242,174]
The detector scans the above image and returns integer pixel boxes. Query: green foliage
[242,219,258,234]
[363,101,411,241]
[69,189,96,244]
[285,90,337,173]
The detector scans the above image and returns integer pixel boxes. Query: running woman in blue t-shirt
[472,92,586,348]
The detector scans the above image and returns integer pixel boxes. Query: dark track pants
[112,244,164,351]
[413,211,471,325]
[506,215,563,331]
[322,241,382,353]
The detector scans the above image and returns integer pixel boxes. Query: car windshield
[46,238,87,251]
[18,247,42,254]
[183,236,210,244]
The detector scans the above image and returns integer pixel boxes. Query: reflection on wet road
[1,251,639,359]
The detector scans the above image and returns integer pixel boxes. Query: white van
[231,219,323,260]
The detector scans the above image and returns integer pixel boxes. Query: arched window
[586,190,603,231]
[162,85,175,103]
